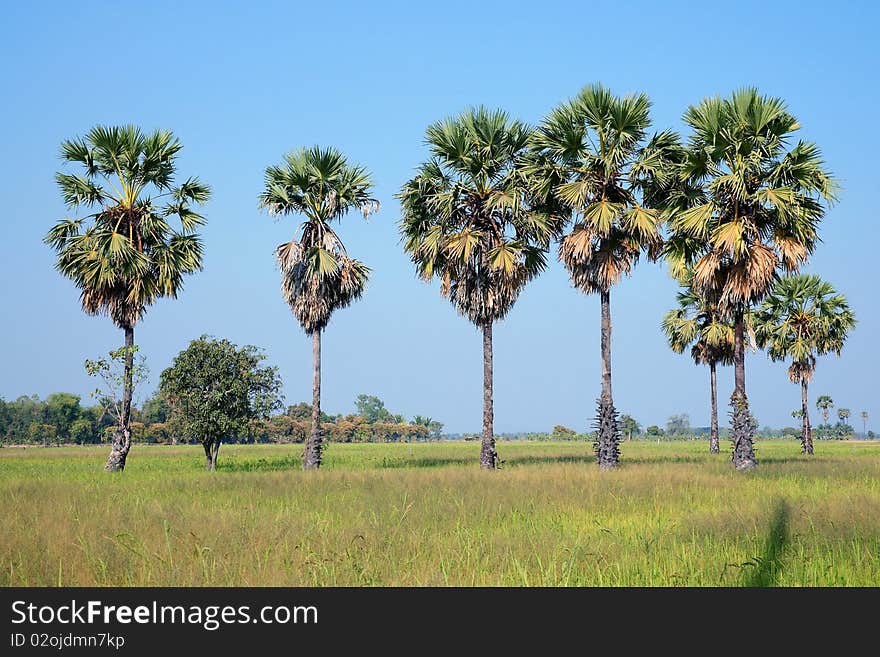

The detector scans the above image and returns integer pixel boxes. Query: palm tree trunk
[730,309,756,470]
[600,290,612,403]
[480,321,497,470]
[104,325,134,472]
[303,330,323,470]
[595,289,620,469]
[709,361,719,454]
[733,311,745,397]
[801,379,813,455]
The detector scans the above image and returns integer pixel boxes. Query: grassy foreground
[1,440,878,586]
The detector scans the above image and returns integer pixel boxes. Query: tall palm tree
[754,275,855,454]
[816,395,834,425]
[45,125,209,471]
[837,408,851,424]
[861,411,869,436]
[259,147,378,470]
[661,276,735,454]
[398,107,556,469]
[529,83,683,469]
[666,89,837,469]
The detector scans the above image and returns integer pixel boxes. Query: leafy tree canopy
[159,336,283,448]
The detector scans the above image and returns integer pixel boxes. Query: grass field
[1,440,878,586]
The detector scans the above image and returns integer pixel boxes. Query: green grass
[1,440,878,586]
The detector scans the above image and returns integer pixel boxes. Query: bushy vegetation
[0,393,445,447]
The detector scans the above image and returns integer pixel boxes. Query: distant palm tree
[45,125,209,471]
[399,107,556,469]
[837,408,851,424]
[755,275,854,454]
[816,395,834,425]
[666,89,837,469]
[529,83,683,469]
[861,411,869,436]
[662,276,735,454]
[259,147,378,470]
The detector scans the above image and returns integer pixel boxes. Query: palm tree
[837,408,851,424]
[861,411,869,437]
[529,83,682,469]
[816,395,834,426]
[666,89,837,469]
[398,107,556,469]
[754,275,854,454]
[45,125,209,471]
[661,276,735,454]
[259,147,378,470]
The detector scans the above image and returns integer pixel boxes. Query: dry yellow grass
[1,441,878,586]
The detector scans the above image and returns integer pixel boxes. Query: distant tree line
[0,390,444,447]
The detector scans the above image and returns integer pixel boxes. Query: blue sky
[1,0,877,433]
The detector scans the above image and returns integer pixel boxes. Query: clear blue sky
[1,0,877,434]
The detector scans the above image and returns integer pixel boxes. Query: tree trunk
[733,310,745,398]
[480,321,497,470]
[303,330,323,470]
[203,441,216,471]
[801,379,813,455]
[595,289,620,469]
[730,309,757,470]
[709,361,719,454]
[600,289,612,404]
[104,325,134,472]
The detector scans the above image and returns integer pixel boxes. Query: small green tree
[159,336,283,470]
[355,394,392,423]
[69,419,95,444]
[28,423,57,445]
[140,393,170,424]
[85,347,149,443]
[620,414,641,441]
[45,393,82,441]
[666,414,691,436]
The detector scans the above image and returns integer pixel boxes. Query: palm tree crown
[259,146,379,333]
[398,107,556,324]
[662,277,735,368]
[45,125,210,329]
[667,88,837,309]
[754,274,855,384]
[528,83,682,293]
